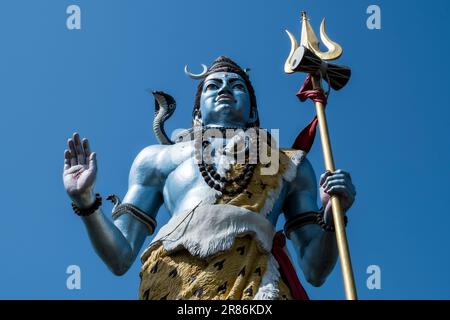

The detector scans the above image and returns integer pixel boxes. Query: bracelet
[71,193,102,217]
[316,207,348,232]
[112,203,157,235]
[284,212,318,239]
[284,207,349,237]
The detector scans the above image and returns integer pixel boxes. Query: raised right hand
[63,133,97,208]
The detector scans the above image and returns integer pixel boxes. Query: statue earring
[193,110,203,127]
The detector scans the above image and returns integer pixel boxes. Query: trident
[284,11,357,300]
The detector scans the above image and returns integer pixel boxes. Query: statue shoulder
[129,142,194,187]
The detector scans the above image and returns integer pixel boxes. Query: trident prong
[284,29,298,74]
[285,11,343,73]
[315,17,343,61]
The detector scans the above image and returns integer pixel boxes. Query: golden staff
[284,11,357,300]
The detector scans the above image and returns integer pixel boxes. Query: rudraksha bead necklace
[194,126,263,195]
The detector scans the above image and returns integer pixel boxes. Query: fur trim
[282,149,305,182]
[141,204,275,262]
[258,149,305,217]
[254,254,281,300]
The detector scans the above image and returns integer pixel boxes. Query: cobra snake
[151,91,177,145]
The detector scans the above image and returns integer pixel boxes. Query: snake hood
[152,91,177,145]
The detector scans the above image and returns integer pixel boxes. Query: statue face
[199,72,252,127]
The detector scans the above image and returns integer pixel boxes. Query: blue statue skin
[63,72,356,287]
[199,72,257,127]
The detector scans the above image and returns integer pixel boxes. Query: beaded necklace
[194,126,270,196]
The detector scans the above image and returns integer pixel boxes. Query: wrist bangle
[71,193,102,217]
[316,207,348,232]
[284,212,318,239]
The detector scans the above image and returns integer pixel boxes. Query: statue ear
[248,108,259,125]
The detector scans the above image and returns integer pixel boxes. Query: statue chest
[162,155,220,215]
[158,143,301,226]
[161,159,286,227]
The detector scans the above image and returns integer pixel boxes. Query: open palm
[63,133,97,204]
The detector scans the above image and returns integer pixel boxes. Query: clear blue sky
[0,0,449,299]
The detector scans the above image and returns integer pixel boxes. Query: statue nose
[218,85,232,96]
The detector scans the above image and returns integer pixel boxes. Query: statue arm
[282,157,338,287]
[80,145,165,276]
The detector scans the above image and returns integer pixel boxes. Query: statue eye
[233,84,245,90]
[206,83,218,90]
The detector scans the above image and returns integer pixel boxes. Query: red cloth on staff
[271,231,309,300]
[292,74,328,153]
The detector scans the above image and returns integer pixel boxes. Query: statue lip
[216,94,235,103]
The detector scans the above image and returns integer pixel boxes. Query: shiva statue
[62,56,356,300]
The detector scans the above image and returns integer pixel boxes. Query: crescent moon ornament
[184,64,208,79]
